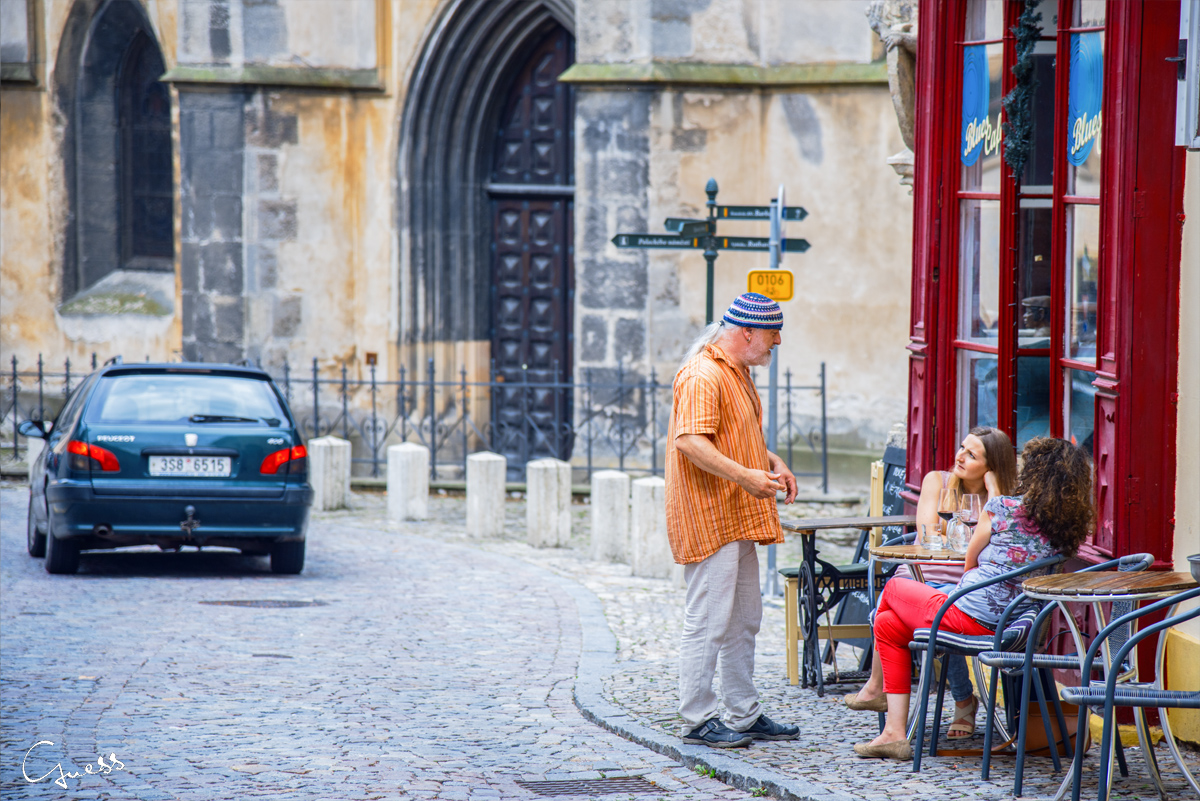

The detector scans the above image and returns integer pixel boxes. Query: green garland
[1002,0,1043,180]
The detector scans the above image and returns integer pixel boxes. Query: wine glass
[959,493,983,527]
[937,487,959,535]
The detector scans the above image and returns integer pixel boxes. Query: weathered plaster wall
[572,0,913,455]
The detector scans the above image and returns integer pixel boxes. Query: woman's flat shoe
[853,740,913,760]
[843,692,887,712]
[947,696,979,739]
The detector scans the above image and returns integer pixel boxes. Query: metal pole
[341,363,349,441]
[283,360,291,402]
[704,178,718,324]
[650,367,658,476]
[460,366,468,464]
[370,363,379,477]
[552,359,561,460]
[64,358,72,398]
[586,367,593,481]
[311,357,320,438]
[427,357,436,481]
[821,361,828,494]
[399,365,407,440]
[36,354,44,420]
[10,356,19,460]
[617,359,625,472]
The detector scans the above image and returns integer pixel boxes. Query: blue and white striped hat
[722,293,783,330]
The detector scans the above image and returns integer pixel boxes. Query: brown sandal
[947,696,979,739]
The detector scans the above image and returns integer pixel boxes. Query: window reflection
[1066,368,1097,456]
[1021,41,1057,192]
[961,43,1005,193]
[1017,356,1051,448]
[958,351,998,442]
[1073,0,1105,27]
[1066,204,1099,362]
[965,0,1007,40]
[1017,200,1053,347]
[959,199,1001,341]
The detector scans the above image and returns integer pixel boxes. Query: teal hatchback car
[21,363,313,575]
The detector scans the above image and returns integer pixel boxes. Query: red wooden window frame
[906,0,1185,568]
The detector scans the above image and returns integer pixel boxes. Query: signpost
[611,178,811,323]
[612,179,812,598]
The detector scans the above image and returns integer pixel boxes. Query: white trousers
[678,540,763,730]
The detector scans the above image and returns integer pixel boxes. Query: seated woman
[847,426,1017,740]
[845,437,1094,760]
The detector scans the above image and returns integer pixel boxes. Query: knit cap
[722,292,783,330]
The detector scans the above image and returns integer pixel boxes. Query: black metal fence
[2,354,829,490]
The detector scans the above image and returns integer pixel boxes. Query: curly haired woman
[845,437,1095,760]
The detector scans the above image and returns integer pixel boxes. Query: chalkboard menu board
[880,445,908,544]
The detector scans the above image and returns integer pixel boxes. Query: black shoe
[682,718,754,748]
[741,714,800,741]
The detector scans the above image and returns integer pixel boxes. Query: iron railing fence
[2,354,829,491]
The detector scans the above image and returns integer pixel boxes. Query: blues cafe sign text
[961,45,1000,165]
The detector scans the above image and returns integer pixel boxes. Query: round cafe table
[1021,571,1200,801]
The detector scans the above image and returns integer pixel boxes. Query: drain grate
[516,778,662,796]
[200,600,327,608]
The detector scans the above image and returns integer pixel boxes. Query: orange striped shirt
[665,343,783,564]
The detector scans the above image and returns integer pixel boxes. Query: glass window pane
[1017,200,1054,348]
[958,199,1001,342]
[1066,368,1097,457]
[1016,356,1051,448]
[1066,30,1104,196]
[1072,0,1105,27]
[961,42,1005,192]
[965,0,1006,40]
[1021,40,1058,191]
[1066,203,1099,363]
[957,351,998,442]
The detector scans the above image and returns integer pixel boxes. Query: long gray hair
[679,321,735,372]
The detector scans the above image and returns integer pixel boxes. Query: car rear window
[86,374,287,425]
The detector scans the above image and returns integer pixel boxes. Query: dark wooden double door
[489,26,573,470]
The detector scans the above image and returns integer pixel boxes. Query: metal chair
[1060,586,1200,801]
[976,553,1155,795]
[907,554,1067,773]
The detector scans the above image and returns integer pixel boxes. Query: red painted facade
[906,0,1185,573]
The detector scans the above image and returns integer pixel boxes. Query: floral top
[954,496,1058,626]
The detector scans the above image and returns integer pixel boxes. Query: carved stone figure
[867,1,918,189]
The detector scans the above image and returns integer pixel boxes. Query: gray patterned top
[954,495,1058,626]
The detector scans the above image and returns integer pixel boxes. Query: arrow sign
[717,205,808,221]
[717,237,811,253]
[612,234,703,249]
[669,220,711,237]
[663,217,708,234]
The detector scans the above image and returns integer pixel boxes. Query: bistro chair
[1060,586,1200,801]
[976,553,1155,795]
[907,554,1067,773]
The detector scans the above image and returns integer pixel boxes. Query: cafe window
[954,0,1104,454]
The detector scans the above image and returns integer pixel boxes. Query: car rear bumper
[45,480,313,547]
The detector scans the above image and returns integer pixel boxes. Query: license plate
[148,456,232,477]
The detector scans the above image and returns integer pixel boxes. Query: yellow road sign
[747,269,794,302]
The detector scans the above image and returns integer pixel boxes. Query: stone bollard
[387,443,429,522]
[308,436,351,511]
[466,452,506,538]
[630,477,672,579]
[26,437,45,473]
[591,470,630,563]
[526,458,571,548]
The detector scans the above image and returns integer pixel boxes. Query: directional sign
[717,237,811,253]
[747,269,794,302]
[612,234,702,249]
[664,217,708,233]
[717,205,808,221]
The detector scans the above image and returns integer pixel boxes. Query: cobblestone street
[2,485,1196,800]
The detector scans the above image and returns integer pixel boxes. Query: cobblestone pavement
[0,485,748,801]
[3,484,1196,801]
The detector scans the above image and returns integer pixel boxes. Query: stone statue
[867,2,918,189]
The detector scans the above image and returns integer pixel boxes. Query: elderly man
[666,293,800,748]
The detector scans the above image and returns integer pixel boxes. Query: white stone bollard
[591,470,631,563]
[387,443,429,522]
[26,437,45,473]
[466,451,507,538]
[308,436,351,511]
[630,477,672,579]
[526,458,572,548]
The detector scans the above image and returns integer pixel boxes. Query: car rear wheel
[270,541,305,574]
[44,512,80,575]
[26,495,46,558]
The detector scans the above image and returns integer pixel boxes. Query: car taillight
[67,441,121,472]
[260,445,307,475]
